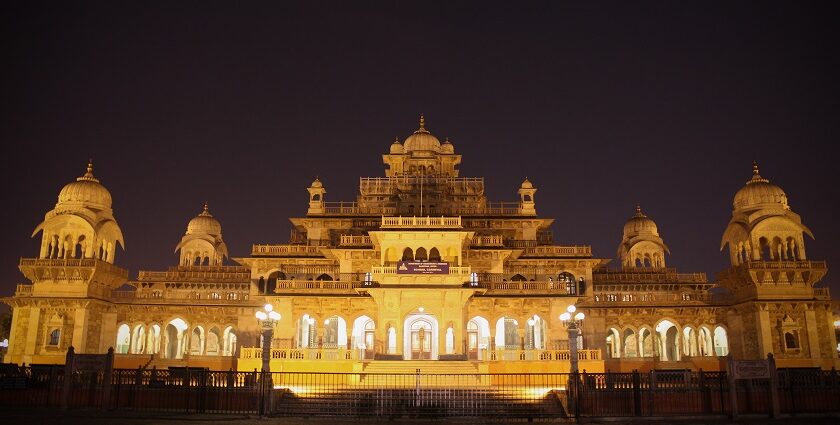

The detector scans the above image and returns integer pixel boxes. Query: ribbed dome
[186,203,222,235]
[403,115,441,153]
[440,138,454,154]
[57,162,112,208]
[310,177,323,188]
[390,138,404,154]
[520,178,533,189]
[733,163,788,211]
[623,205,659,238]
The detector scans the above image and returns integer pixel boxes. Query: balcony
[18,257,129,280]
[474,280,579,296]
[137,266,250,282]
[251,244,325,257]
[339,235,372,246]
[15,284,32,296]
[270,280,366,294]
[470,235,504,247]
[593,268,707,284]
[381,216,462,228]
[519,245,592,257]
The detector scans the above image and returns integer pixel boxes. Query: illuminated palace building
[3,117,839,374]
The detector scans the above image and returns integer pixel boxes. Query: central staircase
[359,361,483,386]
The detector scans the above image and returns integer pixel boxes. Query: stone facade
[3,118,838,372]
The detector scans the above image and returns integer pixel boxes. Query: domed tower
[176,203,228,266]
[717,162,832,363]
[381,115,462,178]
[720,162,813,266]
[617,205,669,268]
[518,178,537,215]
[32,161,125,263]
[307,177,326,215]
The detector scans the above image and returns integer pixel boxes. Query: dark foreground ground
[3,409,839,425]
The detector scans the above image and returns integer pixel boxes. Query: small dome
[623,205,659,238]
[403,115,441,153]
[733,163,788,211]
[521,178,533,189]
[57,161,112,208]
[186,203,222,235]
[390,138,404,154]
[440,138,454,154]
[310,177,323,188]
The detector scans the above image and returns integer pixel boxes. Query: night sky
[1,2,837,309]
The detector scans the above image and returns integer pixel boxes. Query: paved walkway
[4,409,839,425]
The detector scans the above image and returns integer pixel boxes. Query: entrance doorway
[410,320,432,359]
[403,314,439,360]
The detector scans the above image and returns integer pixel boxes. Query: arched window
[116,324,131,353]
[48,329,61,346]
[316,273,333,281]
[511,274,527,282]
[402,247,414,261]
[469,272,479,287]
[364,272,373,286]
[415,247,428,261]
[312,194,321,201]
[429,248,441,262]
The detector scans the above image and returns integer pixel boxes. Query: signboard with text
[732,359,770,380]
[397,261,450,275]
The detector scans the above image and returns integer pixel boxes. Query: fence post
[102,347,113,411]
[258,370,265,416]
[727,355,738,419]
[61,346,75,410]
[767,353,780,418]
[698,369,710,413]
[648,370,655,416]
[632,369,641,416]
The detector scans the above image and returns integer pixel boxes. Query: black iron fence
[1,365,839,419]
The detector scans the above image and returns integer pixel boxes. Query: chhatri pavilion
[3,116,838,374]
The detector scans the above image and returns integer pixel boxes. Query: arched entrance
[403,314,439,360]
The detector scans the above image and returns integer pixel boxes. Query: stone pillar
[24,307,41,362]
[803,309,821,359]
[755,308,774,358]
[71,308,89,353]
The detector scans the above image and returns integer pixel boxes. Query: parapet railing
[137,267,250,282]
[251,244,326,256]
[15,284,33,296]
[239,347,602,362]
[381,216,462,228]
[339,235,372,246]
[19,257,129,279]
[271,280,366,292]
[519,245,593,257]
[474,280,579,295]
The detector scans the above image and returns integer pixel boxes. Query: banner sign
[73,353,111,372]
[732,359,770,379]
[397,261,449,275]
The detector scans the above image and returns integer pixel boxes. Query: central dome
[403,115,441,153]
[187,203,222,235]
[733,163,788,211]
[57,162,112,208]
[623,205,659,238]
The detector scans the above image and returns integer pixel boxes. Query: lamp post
[560,304,585,373]
[255,304,281,374]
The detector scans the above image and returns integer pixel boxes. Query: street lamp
[560,304,585,373]
[255,303,281,374]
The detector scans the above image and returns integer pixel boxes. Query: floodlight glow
[264,304,273,312]
[560,312,571,321]
[255,311,267,320]
[566,305,576,313]
[574,312,585,321]
[269,311,281,321]
[418,307,425,312]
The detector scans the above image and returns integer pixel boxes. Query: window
[210,292,221,300]
[606,294,618,302]
[151,291,162,298]
[227,292,238,300]
[364,272,373,286]
[682,293,691,301]
[193,292,201,299]
[48,329,60,346]
[469,272,479,287]
[784,331,799,349]
[622,294,634,302]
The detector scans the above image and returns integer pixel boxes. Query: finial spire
[419,114,425,130]
[747,160,769,184]
[635,204,645,217]
[200,202,212,216]
[77,158,99,182]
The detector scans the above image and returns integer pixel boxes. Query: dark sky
[1,1,837,309]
